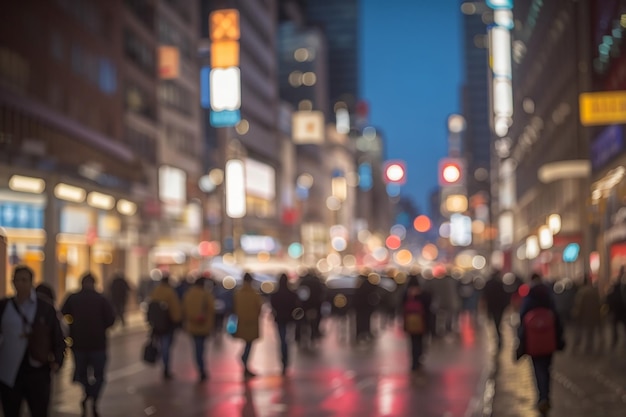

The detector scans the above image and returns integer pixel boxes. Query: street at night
[48,312,490,417]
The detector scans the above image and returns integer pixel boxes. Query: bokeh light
[385,235,401,250]
[413,215,431,232]
[288,242,303,258]
[394,249,413,266]
[421,244,439,261]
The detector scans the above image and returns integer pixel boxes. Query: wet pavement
[485,315,626,417]
[43,310,490,417]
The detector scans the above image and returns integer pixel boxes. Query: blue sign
[200,66,211,109]
[563,243,580,263]
[358,163,373,191]
[0,203,44,229]
[210,109,241,127]
[591,125,624,171]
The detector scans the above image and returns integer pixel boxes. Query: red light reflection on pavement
[459,313,476,347]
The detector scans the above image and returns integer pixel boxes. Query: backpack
[404,298,425,335]
[523,307,557,357]
[146,300,172,334]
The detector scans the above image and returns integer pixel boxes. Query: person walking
[61,273,116,417]
[109,273,131,327]
[147,273,182,380]
[233,272,264,378]
[0,265,66,417]
[516,273,565,416]
[402,274,432,372]
[606,266,626,348]
[354,272,377,343]
[295,270,324,345]
[482,270,511,351]
[181,277,215,382]
[270,273,301,375]
[571,274,603,353]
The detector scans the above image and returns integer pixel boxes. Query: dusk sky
[360,1,463,215]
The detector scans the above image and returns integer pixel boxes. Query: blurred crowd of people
[2,262,626,417]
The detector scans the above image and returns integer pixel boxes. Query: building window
[158,81,192,116]
[124,29,155,76]
[98,59,117,95]
[126,126,157,164]
[125,83,156,120]
[124,0,155,30]
[158,18,192,60]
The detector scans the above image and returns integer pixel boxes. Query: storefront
[0,188,46,295]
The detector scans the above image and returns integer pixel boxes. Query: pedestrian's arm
[50,306,67,369]
[103,298,116,329]
[169,292,183,324]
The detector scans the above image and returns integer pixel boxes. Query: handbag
[11,298,52,363]
[142,335,160,364]
[226,314,238,334]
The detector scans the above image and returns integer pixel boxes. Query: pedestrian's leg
[193,335,207,380]
[72,350,90,408]
[277,323,288,373]
[410,334,423,370]
[0,380,24,417]
[530,356,552,413]
[242,342,255,377]
[492,313,503,350]
[22,366,51,417]
[160,332,174,378]
[90,351,107,401]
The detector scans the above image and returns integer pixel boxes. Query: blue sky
[360,1,462,214]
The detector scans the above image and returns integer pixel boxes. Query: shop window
[246,196,275,219]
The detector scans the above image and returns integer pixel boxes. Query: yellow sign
[579,90,626,126]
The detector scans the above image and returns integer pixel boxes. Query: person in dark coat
[353,272,378,343]
[402,274,432,372]
[270,273,301,375]
[0,265,66,417]
[481,270,511,350]
[109,273,131,327]
[517,273,565,416]
[606,266,626,348]
[295,270,325,346]
[61,273,116,417]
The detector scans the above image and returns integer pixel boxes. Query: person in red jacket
[516,273,565,416]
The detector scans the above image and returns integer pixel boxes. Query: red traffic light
[438,158,464,186]
[383,160,406,184]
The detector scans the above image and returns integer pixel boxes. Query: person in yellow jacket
[148,274,182,380]
[233,272,264,378]
[182,277,215,382]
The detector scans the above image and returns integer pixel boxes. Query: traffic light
[438,158,464,186]
[383,160,406,185]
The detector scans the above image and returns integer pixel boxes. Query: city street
[44,312,490,417]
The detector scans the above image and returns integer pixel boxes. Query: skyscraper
[304,0,360,117]
[460,2,491,197]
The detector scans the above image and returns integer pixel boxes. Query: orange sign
[211,40,239,68]
[210,9,240,42]
[158,46,179,79]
